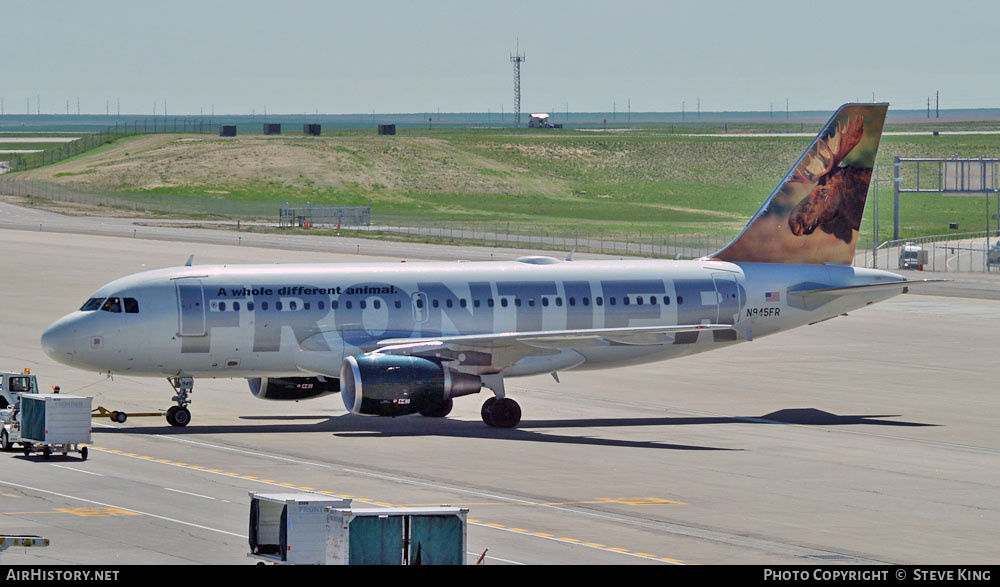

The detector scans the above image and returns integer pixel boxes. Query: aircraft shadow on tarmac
[93,408,935,452]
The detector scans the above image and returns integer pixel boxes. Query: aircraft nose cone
[41,315,79,363]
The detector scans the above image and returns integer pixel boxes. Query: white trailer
[247,493,468,565]
[248,493,353,565]
[18,394,92,460]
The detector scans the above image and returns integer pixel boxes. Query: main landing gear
[166,376,193,427]
[479,375,521,429]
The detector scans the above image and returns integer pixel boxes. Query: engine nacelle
[340,354,482,417]
[247,376,340,401]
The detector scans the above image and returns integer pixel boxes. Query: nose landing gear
[166,376,193,427]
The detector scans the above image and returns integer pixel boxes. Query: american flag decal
[765,291,780,302]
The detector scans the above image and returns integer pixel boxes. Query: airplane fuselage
[41,256,904,380]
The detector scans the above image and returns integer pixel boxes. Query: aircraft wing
[369,323,736,374]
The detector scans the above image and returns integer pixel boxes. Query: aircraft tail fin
[711,103,888,264]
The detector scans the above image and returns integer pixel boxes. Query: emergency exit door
[176,280,206,336]
[711,273,741,325]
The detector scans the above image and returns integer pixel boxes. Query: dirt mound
[22,134,567,197]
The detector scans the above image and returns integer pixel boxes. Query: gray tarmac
[0,220,998,566]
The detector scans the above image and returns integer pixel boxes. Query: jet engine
[340,354,482,417]
[247,376,340,401]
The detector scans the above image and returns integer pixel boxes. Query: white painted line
[164,487,217,501]
[466,520,683,565]
[0,479,244,538]
[141,435,689,562]
[466,550,526,565]
[0,137,80,143]
[50,464,104,477]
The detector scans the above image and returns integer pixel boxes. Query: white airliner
[41,103,931,428]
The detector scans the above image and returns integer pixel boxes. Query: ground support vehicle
[0,535,49,563]
[988,241,1000,269]
[91,405,163,423]
[18,394,92,460]
[248,492,469,565]
[0,369,38,409]
[0,408,24,451]
[899,242,927,270]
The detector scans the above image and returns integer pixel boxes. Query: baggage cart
[19,394,92,460]
[248,493,353,565]
[247,492,468,564]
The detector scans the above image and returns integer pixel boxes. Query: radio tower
[510,42,525,127]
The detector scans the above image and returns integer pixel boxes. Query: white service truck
[899,242,927,270]
[0,369,39,409]
[0,408,24,451]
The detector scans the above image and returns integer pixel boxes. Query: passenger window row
[208,295,685,313]
[211,299,410,311]
[414,295,676,309]
[83,292,682,316]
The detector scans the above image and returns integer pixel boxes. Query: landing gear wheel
[166,406,191,427]
[1,431,10,452]
[482,397,520,428]
[481,397,497,425]
[420,398,454,418]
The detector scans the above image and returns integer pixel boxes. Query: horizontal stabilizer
[792,279,946,296]
[788,279,946,310]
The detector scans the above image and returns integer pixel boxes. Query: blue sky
[2,0,997,115]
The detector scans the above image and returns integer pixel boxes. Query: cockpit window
[80,298,105,311]
[124,297,139,313]
[101,297,122,313]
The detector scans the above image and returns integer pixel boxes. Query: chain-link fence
[0,176,277,217]
[4,173,1000,269]
[860,231,1000,273]
[0,118,213,174]
[350,216,731,259]
[0,175,734,258]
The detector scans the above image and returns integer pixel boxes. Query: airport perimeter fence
[0,176,277,218]
[1,117,214,174]
[4,174,999,270]
[338,215,734,259]
[863,231,1000,273]
[0,175,733,258]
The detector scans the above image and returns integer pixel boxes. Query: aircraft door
[412,292,429,324]
[711,273,741,325]
[176,279,206,336]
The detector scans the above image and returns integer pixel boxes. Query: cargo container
[249,493,352,565]
[247,493,468,565]
[19,394,91,460]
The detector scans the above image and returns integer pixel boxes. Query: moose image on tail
[713,103,887,265]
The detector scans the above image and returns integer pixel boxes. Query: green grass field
[11,121,1000,245]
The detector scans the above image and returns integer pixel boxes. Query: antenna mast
[510,41,525,127]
